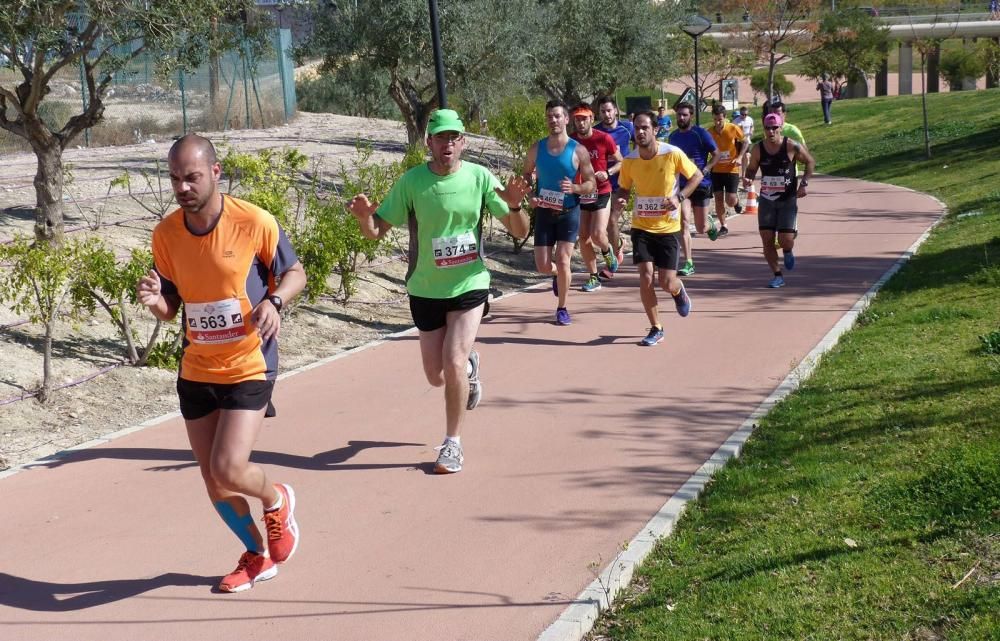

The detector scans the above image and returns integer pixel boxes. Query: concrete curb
[535,192,948,641]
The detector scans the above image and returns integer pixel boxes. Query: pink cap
[764,113,784,128]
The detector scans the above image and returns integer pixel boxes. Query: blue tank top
[536,137,579,209]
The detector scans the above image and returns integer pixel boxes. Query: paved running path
[0,175,941,641]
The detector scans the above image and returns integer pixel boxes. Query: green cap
[427,109,465,136]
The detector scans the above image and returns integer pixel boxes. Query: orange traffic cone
[744,183,758,215]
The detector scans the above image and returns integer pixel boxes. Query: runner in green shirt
[349,109,529,474]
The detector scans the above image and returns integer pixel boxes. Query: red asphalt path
[0,175,942,641]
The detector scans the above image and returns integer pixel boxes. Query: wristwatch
[677,192,687,202]
[267,294,283,312]
[800,178,809,187]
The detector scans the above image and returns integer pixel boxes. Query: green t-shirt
[376,161,510,299]
[782,122,806,175]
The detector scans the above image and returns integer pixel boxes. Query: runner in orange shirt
[708,103,748,238]
[137,134,307,593]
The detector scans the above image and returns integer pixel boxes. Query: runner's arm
[494,175,531,240]
[521,144,538,186]
[611,186,630,213]
[606,148,625,177]
[570,144,596,195]
[136,269,180,322]
[348,193,392,240]
[743,145,761,186]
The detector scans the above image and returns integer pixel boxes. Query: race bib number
[760,175,788,200]
[717,151,731,160]
[537,188,565,210]
[432,231,479,268]
[634,196,678,219]
[580,192,598,204]
[186,298,247,345]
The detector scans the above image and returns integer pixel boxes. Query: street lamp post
[681,15,712,126]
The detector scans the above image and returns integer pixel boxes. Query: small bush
[979,329,1000,355]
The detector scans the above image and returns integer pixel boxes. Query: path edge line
[535,192,947,641]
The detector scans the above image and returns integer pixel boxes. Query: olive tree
[0,0,267,246]
[304,0,533,146]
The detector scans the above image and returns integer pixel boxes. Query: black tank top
[758,137,796,202]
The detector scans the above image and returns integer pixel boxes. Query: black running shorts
[409,289,489,332]
[177,378,275,420]
[631,228,682,271]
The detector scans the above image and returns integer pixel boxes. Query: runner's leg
[187,413,265,554]
[554,240,574,309]
[760,229,780,273]
[579,210,598,276]
[440,304,484,437]
[637,261,659,327]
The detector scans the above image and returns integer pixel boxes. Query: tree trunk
[41,321,54,403]
[388,74,433,146]
[32,143,65,246]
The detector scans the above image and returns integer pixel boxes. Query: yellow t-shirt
[708,122,745,174]
[619,142,699,235]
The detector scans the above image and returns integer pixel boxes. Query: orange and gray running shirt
[152,195,299,384]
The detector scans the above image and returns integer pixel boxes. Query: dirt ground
[0,111,547,471]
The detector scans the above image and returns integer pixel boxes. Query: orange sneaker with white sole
[263,483,299,563]
[218,551,277,593]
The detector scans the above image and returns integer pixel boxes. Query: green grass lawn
[591,89,1000,640]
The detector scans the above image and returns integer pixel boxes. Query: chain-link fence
[0,28,296,155]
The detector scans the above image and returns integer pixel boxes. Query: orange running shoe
[218,551,277,593]
[263,483,299,563]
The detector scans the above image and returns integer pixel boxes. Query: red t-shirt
[571,128,618,195]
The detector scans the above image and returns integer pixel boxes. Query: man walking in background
[816,76,835,125]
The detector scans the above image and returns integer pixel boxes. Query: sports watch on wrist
[800,178,810,187]
[677,192,687,202]
[267,294,283,312]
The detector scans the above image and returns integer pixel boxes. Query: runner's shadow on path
[0,572,216,611]
[25,440,425,472]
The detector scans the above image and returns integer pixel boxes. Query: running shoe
[581,275,602,292]
[672,285,692,317]
[551,275,558,297]
[615,243,625,266]
[768,275,786,288]
[734,204,743,214]
[717,226,729,238]
[707,221,719,241]
[434,439,464,474]
[263,483,299,564]
[604,250,619,274]
[678,260,695,277]
[556,307,571,325]
[640,326,664,346]
[218,551,277,593]
[783,250,795,271]
[467,350,482,410]
[598,267,614,280]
